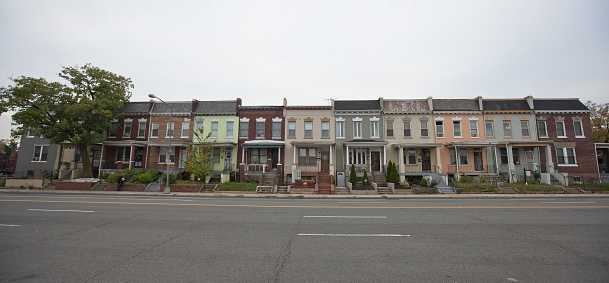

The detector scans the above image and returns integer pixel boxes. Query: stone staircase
[260,173,276,186]
[372,172,387,187]
[318,174,332,194]
[145,182,161,192]
[563,187,584,194]
[276,186,289,194]
[377,186,393,194]
[428,173,456,194]
[91,181,106,191]
[334,187,350,195]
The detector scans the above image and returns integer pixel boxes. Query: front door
[474,149,484,171]
[371,151,380,172]
[321,151,329,171]
[271,149,278,170]
[224,149,233,172]
[91,150,101,177]
[525,150,534,170]
[134,148,143,168]
[421,148,431,171]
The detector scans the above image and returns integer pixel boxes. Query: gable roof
[533,99,589,111]
[433,99,480,111]
[334,100,381,111]
[383,100,430,112]
[194,100,238,115]
[483,100,531,111]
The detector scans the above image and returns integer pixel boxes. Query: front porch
[239,140,284,185]
[343,141,388,184]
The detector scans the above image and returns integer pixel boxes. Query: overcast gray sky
[1,0,608,139]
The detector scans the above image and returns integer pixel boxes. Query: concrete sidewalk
[1,188,609,199]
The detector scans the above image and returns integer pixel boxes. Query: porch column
[545,145,554,173]
[242,146,245,164]
[98,144,104,178]
[129,144,134,170]
[330,144,333,164]
[493,146,499,175]
[144,144,149,170]
[345,145,350,168]
[507,144,514,183]
[382,146,386,173]
[278,147,281,165]
[455,145,459,178]
[293,145,297,166]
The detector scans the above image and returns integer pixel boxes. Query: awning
[243,140,285,148]
[196,142,237,147]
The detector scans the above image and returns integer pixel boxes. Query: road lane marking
[28,209,94,213]
[304,216,387,218]
[337,202,390,204]
[542,202,596,204]
[1,195,194,201]
[298,234,410,237]
[0,224,21,227]
[2,200,608,209]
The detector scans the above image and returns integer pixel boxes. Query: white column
[330,144,333,164]
[345,145,350,167]
[382,146,386,173]
[128,144,134,170]
[507,144,514,183]
[98,144,104,178]
[242,146,245,164]
[293,145,297,165]
[278,147,281,165]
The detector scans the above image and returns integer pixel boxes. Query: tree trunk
[77,144,93,178]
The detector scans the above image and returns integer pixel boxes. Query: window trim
[210,121,219,138]
[137,121,147,138]
[336,121,345,139]
[435,120,444,138]
[304,121,313,138]
[485,121,494,138]
[420,120,429,137]
[321,121,330,138]
[288,121,296,138]
[469,120,479,138]
[298,147,317,165]
[166,122,174,138]
[555,121,566,138]
[272,121,282,139]
[403,120,412,138]
[181,121,190,138]
[453,120,462,138]
[151,122,159,138]
[239,121,249,138]
[123,121,132,138]
[353,121,362,139]
[158,146,175,164]
[502,121,512,138]
[537,120,548,138]
[573,120,585,138]
[370,120,379,138]
[556,147,577,166]
[116,146,131,163]
[32,145,49,162]
[520,120,530,138]
[226,121,234,138]
[403,148,417,165]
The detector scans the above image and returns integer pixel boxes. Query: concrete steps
[334,187,350,195]
[373,172,387,187]
[377,187,393,195]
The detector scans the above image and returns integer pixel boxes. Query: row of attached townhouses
[15,96,601,193]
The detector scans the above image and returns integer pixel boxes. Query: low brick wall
[55,181,97,190]
[161,184,201,192]
[290,187,315,194]
[106,183,147,191]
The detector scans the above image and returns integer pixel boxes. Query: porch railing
[445,165,497,174]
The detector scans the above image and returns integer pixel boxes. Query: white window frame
[159,147,175,164]
[151,122,159,138]
[453,120,462,138]
[288,121,296,138]
[521,120,530,137]
[386,121,394,138]
[123,121,132,138]
[272,121,282,139]
[370,119,379,138]
[226,121,234,138]
[336,121,345,139]
[321,121,330,138]
[195,119,204,134]
[403,148,417,165]
[116,146,131,163]
[32,145,49,162]
[537,120,548,138]
[210,121,219,138]
[573,120,584,138]
[435,120,444,138]
[240,120,249,138]
[556,121,566,138]
[181,121,190,138]
[304,121,313,138]
[353,121,362,139]
[403,120,411,138]
[256,120,265,138]
[348,148,366,165]
[138,120,147,137]
[503,121,512,137]
[420,120,429,137]
[556,147,577,166]
[166,122,174,138]
[109,121,118,138]
[470,120,479,138]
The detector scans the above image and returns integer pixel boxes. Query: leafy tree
[349,164,357,184]
[0,64,133,178]
[0,138,18,172]
[362,170,369,185]
[183,125,215,182]
[586,101,609,143]
[388,161,399,184]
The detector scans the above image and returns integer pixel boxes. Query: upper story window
[240,121,249,138]
[336,121,344,138]
[321,121,330,138]
[485,121,494,137]
[556,121,566,138]
[304,121,313,138]
[353,121,362,138]
[166,122,174,138]
[195,119,204,134]
[574,120,584,138]
[109,121,118,137]
[32,145,49,162]
[403,120,411,138]
[470,120,479,138]
[151,122,159,138]
[182,121,190,138]
[521,120,530,137]
[138,121,146,137]
[288,121,296,138]
[272,121,282,139]
[370,120,379,138]
[502,121,512,137]
[123,121,132,137]
[226,121,234,138]
[386,121,394,138]
[453,120,462,137]
[436,120,444,138]
[210,121,219,138]
[420,120,429,137]
[537,121,547,138]
[256,121,265,138]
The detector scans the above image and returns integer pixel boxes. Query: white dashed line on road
[28,209,94,213]
[0,224,21,227]
[298,234,410,237]
[304,216,387,218]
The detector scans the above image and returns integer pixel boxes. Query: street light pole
[149,94,172,194]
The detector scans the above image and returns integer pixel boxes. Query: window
[116,146,131,162]
[250,148,266,164]
[166,122,174,138]
[321,121,330,138]
[272,121,282,138]
[353,122,362,138]
[556,121,566,137]
[421,120,429,137]
[500,148,508,164]
[512,149,520,165]
[436,121,444,138]
[348,148,366,164]
[298,148,316,165]
[470,120,479,138]
[240,121,249,138]
[453,120,462,137]
[212,148,220,164]
[138,121,146,137]
[256,121,265,138]
[109,121,118,137]
[336,121,344,138]
[386,121,394,138]
[556,147,576,165]
[288,121,296,138]
[521,120,530,137]
[503,121,512,137]
[449,148,468,165]
[182,121,190,138]
[151,122,159,138]
[210,121,218,138]
[32,145,49,162]
[370,121,379,138]
[485,121,494,137]
[403,121,411,137]
[574,120,584,137]
[74,149,82,162]
[159,147,175,163]
[123,121,132,137]
[226,121,234,138]
[27,130,35,138]
[403,148,416,165]
[304,121,313,138]
[195,119,204,134]
[537,121,547,138]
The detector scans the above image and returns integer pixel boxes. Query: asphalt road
[1,194,608,282]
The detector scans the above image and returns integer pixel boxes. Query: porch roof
[197,142,237,147]
[147,141,188,147]
[102,140,148,147]
[596,143,609,149]
[443,141,497,148]
[290,141,335,146]
[243,140,285,148]
[343,140,388,147]
[392,143,443,148]
[495,141,552,147]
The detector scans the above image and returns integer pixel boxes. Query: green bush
[349,164,357,184]
[148,171,160,182]
[107,173,119,183]
[388,161,399,184]
[161,173,177,184]
[121,169,133,175]
[138,172,155,184]
[362,170,369,185]
[400,180,410,188]
[420,178,428,187]
[460,175,474,183]
[135,169,144,175]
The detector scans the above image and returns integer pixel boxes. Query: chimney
[283,98,287,106]
[236,98,242,106]
[475,96,483,110]
[525,96,534,110]
[427,96,433,111]
[191,99,198,113]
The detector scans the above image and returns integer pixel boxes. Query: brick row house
[14,96,600,191]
